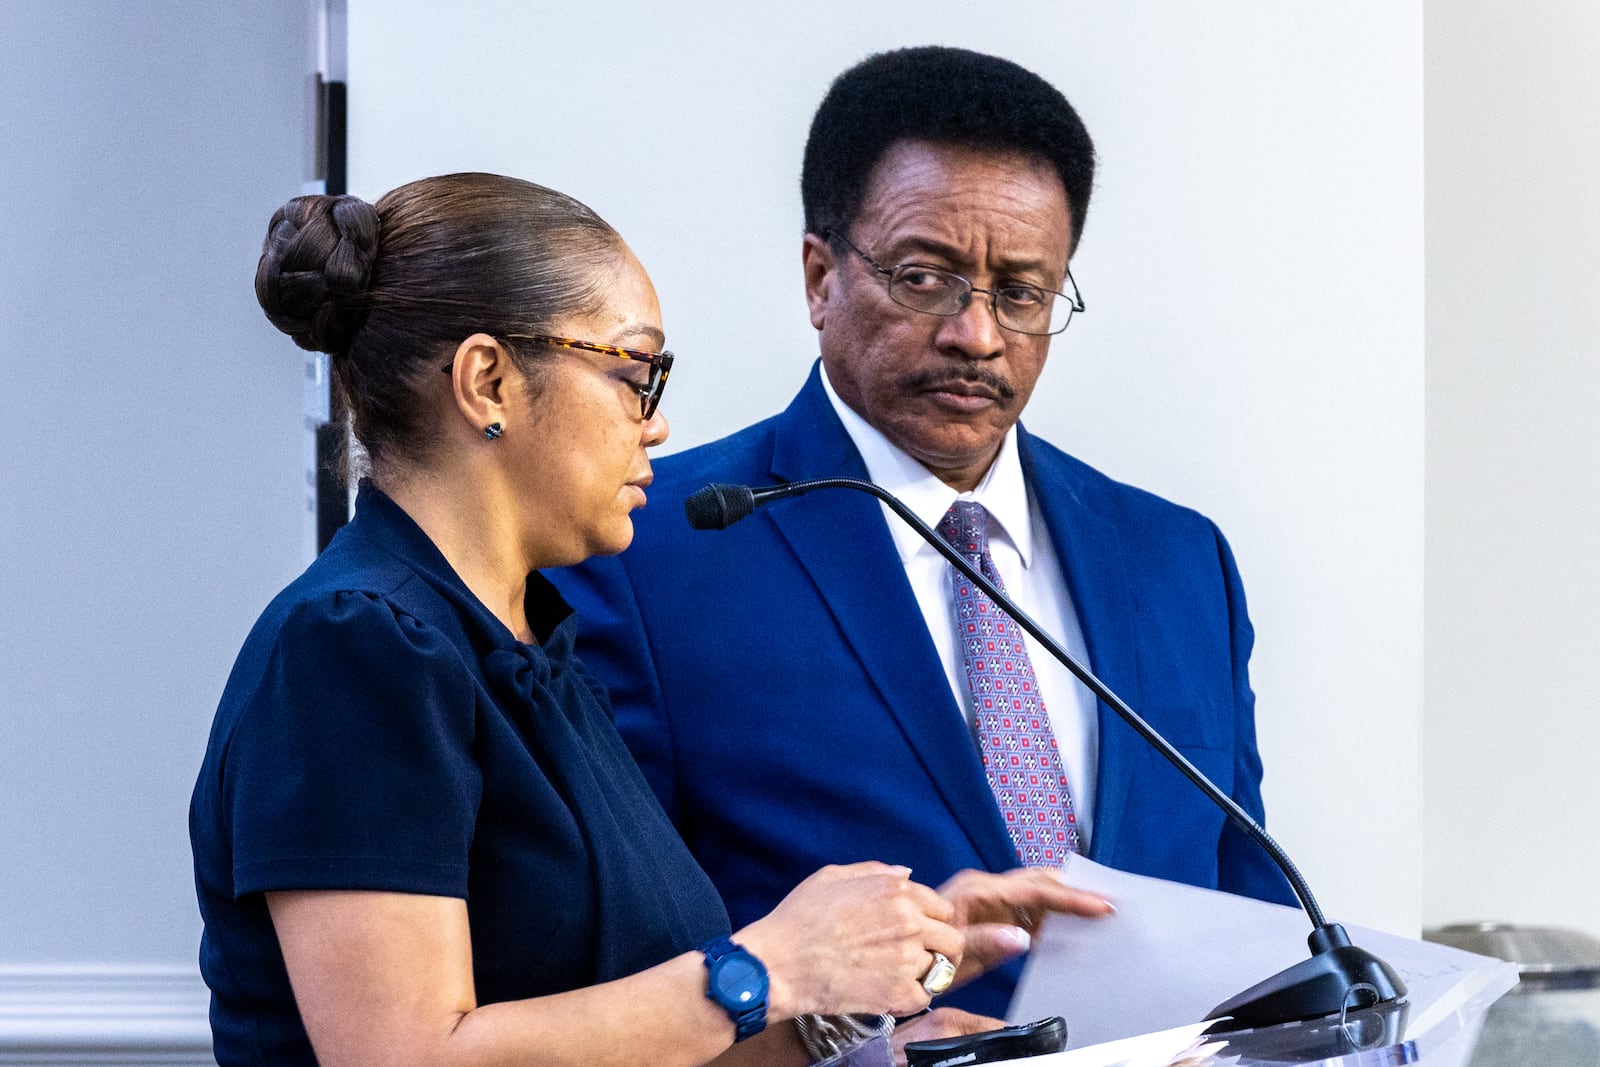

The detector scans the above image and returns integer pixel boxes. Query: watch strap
[701,936,768,1042]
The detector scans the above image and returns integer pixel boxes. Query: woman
[191,172,1106,1067]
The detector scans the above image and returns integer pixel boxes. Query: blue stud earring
[484,423,503,441]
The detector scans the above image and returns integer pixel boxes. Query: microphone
[683,482,808,530]
[683,477,1405,1032]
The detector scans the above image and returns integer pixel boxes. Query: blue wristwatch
[701,935,768,1041]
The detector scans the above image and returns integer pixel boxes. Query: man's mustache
[904,367,1017,404]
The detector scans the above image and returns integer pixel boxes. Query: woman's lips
[624,474,652,508]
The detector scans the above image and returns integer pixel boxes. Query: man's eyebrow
[883,236,1065,281]
[880,234,965,263]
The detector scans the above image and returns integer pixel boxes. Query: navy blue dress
[190,484,730,1066]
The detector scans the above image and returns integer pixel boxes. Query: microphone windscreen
[684,484,756,530]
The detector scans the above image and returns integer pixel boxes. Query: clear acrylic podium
[1001,858,1520,1067]
[1186,973,1514,1066]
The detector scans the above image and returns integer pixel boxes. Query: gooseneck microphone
[684,477,1404,1032]
[683,482,809,530]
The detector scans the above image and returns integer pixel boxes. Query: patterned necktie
[937,500,1081,864]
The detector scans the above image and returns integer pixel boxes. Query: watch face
[712,954,767,1005]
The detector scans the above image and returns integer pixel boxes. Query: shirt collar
[820,364,1034,568]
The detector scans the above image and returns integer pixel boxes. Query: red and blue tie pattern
[938,500,1081,865]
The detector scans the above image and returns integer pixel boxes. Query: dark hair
[254,172,625,474]
[801,46,1096,253]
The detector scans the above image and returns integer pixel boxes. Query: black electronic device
[904,1016,1068,1067]
[684,478,1406,1031]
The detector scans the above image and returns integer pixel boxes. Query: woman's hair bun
[254,194,381,354]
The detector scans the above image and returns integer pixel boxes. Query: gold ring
[921,951,957,996]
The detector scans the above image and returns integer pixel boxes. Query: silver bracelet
[793,1013,896,1063]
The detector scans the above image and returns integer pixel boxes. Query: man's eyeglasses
[442,334,674,419]
[827,230,1084,337]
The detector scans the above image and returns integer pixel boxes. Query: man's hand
[938,867,1115,985]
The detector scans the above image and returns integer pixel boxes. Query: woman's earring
[484,423,504,441]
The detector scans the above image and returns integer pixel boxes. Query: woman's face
[508,245,670,568]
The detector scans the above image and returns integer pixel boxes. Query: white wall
[0,0,312,1057]
[17,4,1592,1057]
[348,2,1427,935]
[1424,2,1600,933]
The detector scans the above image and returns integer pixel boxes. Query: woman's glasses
[442,334,674,419]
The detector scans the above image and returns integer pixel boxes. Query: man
[552,46,1293,1019]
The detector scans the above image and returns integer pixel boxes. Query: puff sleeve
[224,590,483,899]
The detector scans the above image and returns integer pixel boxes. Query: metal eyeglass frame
[825,229,1085,336]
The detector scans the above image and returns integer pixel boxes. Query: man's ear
[444,333,512,436]
[801,232,838,332]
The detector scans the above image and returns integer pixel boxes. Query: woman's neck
[377,469,536,644]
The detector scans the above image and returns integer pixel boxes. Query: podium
[1184,975,1511,1066]
[1001,858,1518,1066]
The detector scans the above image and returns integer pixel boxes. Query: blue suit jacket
[551,365,1292,1016]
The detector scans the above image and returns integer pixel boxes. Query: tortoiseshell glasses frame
[441,334,674,419]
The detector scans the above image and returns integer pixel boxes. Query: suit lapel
[766,369,1017,871]
[1019,432,1142,867]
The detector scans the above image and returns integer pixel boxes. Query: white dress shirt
[821,367,1099,847]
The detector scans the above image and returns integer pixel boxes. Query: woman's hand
[736,862,964,1019]
[938,867,1115,986]
[890,1008,1006,1067]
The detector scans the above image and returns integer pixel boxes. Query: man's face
[804,139,1076,492]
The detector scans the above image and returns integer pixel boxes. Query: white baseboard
[0,966,213,1066]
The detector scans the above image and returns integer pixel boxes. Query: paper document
[1004,856,1517,1057]
[993,1021,1219,1067]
